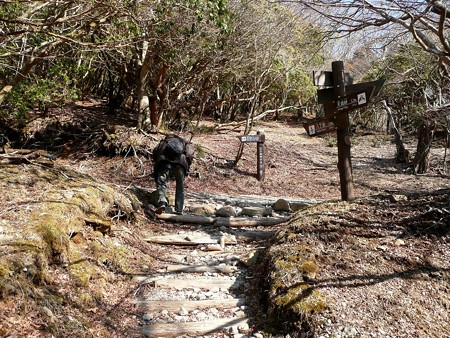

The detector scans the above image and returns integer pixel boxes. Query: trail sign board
[310,63,385,202]
[303,116,337,136]
[239,134,265,143]
[238,131,265,181]
[317,78,385,104]
[334,88,373,113]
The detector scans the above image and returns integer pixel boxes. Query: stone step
[134,298,245,311]
[143,316,248,336]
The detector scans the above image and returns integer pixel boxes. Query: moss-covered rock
[0,162,146,321]
[261,202,339,337]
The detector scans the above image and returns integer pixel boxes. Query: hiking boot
[155,202,168,215]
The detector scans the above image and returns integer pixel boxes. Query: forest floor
[0,102,449,337]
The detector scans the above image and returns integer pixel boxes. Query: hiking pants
[155,162,185,213]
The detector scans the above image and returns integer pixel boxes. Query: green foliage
[0,0,326,130]
[3,60,83,122]
[358,42,449,135]
[0,1,25,20]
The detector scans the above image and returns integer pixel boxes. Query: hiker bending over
[152,134,194,214]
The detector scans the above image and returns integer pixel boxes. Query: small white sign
[357,92,367,105]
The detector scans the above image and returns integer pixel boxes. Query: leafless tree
[278,0,450,69]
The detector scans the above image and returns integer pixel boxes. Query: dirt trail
[1,116,448,338]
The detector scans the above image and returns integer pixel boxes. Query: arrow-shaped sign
[334,88,373,113]
[317,79,385,104]
[303,116,337,136]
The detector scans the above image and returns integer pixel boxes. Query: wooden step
[131,277,241,290]
[133,298,244,311]
[144,233,237,246]
[166,264,237,274]
[143,317,248,336]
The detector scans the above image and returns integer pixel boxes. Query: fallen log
[0,150,53,166]
[155,213,215,225]
[156,213,290,227]
[214,216,290,227]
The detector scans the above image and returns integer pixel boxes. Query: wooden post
[256,130,265,181]
[332,61,355,201]
[238,131,265,181]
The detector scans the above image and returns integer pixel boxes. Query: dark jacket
[152,134,194,177]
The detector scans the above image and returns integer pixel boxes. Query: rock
[142,313,153,321]
[178,306,189,316]
[240,251,259,267]
[42,306,54,319]
[207,244,223,251]
[241,206,272,217]
[229,326,240,334]
[394,238,406,246]
[209,307,219,315]
[290,201,310,212]
[195,311,208,321]
[191,204,216,216]
[196,293,207,300]
[389,194,408,202]
[216,205,237,217]
[272,199,291,212]
[377,245,388,252]
[238,322,250,332]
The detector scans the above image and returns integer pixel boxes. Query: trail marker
[303,116,337,136]
[238,130,265,181]
[306,62,385,201]
[334,88,373,113]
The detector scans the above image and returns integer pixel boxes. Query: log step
[144,233,237,246]
[143,317,248,336]
[131,277,241,290]
[166,264,237,274]
[133,298,244,311]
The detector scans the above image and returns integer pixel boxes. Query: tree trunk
[137,41,152,130]
[414,120,436,174]
[234,98,257,165]
[382,101,410,163]
[444,116,450,173]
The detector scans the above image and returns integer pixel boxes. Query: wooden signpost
[303,116,337,136]
[238,130,265,181]
[306,61,384,201]
[317,79,384,104]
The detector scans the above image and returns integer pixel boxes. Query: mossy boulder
[263,243,325,336]
[0,163,144,301]
[260,203,339,336]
